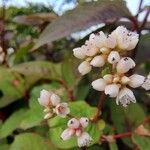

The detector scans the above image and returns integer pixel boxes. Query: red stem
[136,0,143,18]
[142,115,150,125]
[92,92,105,122]
[113,132,132,139]
[59,80,75,101]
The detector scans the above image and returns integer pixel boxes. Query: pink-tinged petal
[90,55,105,67]
[117,57,135,74]
[77,132,93,147]
[73,47,86,59]
[107,51,120,64]
[54,103,70,118]
[38,89,51,107]
[50,93,61,106]
[79,117,89,128]
[61,128,74,140]
[67,118,80,129]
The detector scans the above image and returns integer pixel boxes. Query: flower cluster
[38,89,70,119]
[73,26,150,107]
[61,117,92,147]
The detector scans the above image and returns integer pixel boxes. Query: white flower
[50,93,61,106]
[73,47,86,59]
[89,31,107,48]
[54,103,70,118]
[79,117,89,128]
[105,84,120,97]
[112,26,139,51]
[91,79,106,91]
[84,41,98,56]
[78,61,92,75]
[77,132,92,147]
[128,74,145,88]
[142,79,150,90]
[121,76,130,85]
[90,55,105,67]
[116,87,136,107]
[67,118,80,129]
[38,89,51,107]
[61,118,92,147]
[61,128,75,140]
[117,57,135,74]
[107,51,120,64]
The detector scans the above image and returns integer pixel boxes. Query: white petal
[50,93,61,106]
[77,132,92,147]
[78,61,92,75]
[73,47,86,59]
[142,79,150,90]
[128,74,145,88]
[54,103,70,118]
[121,76,130,85]
[117,57,135,74]
[107,51,120,64]
[99,47,110,54]
[38,89,51,107]
[61,128,74,140]
[91,79,106,91]
[116,87,136,107]
[90,55,105,67]
[84,41,98,56]
[67,118,80,129]
[103,74,113,83]
[79,117,89,128]
[105,84,120,98]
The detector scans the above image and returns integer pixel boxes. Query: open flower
[38,90,70,119]
[111,26,139,51]
[61,117,92,147]
[53,103,70,118]
[116,87,136,107]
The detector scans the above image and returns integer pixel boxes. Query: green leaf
[0,68,25,108]
[0,109,27,138]
[136,34,150,62]
[48,101,104,149]
[61,57,77,89]
[10,133,56,150]
[110,102,146,147]
[33,0,131,49]
[14,43,33,63]
[132,135,150,150]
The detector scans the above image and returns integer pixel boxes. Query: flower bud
[105,84,120,98]
[90,55,105,67]
[121,76,130,85]
[79,117,89,128]
[100,47,110,54]
[103,74,113,83]
[68,118,80,129]
[117,57,135,74]
[38,89,51,107]
[128,74,145,88]
[107,51,120,64]
[73,47,86,59]
[78,61,92,75]
[50,93,61,106]
[142,79,150,90]
[91,79,106,91]
[44,112,53,119]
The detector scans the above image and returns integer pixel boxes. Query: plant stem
[113,132,132,139]
[139,6,150,32]
[136,0,143,18]
[92,92,105,122]
[59,80,75,101]
[142,115,150,125]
